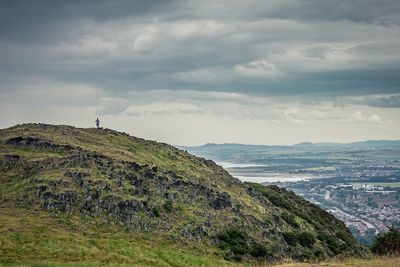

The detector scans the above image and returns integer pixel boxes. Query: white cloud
[233,60,282,78]
[349,111,384,124]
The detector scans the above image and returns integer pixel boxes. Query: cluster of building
[274,180,400,241]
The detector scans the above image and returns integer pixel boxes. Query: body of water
[232,175,312,183]
[216,161,267,168]
[216,161,326,183]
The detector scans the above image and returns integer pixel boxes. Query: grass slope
[1,207,396,266]
[0,206,235,267]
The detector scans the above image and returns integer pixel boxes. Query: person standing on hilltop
[95,118,100,129]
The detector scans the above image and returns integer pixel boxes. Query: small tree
[371,227,400,255]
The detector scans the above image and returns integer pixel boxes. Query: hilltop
[0,123,362,265]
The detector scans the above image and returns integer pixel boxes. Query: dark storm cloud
[179,0,400,24]
[0,0,400,99]
[0,0,177,42]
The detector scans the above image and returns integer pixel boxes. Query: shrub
[152,206,160,217]
[313,249,325,259]
[283,232,298,246]
[217,227,249,261]
[283,231,315,248]
[371,227,400,255]
[296,250,313,262]
[317,232,341,254]
[217,228,248,243]
[337,229,356,245]
[163,200,173,212]
[229,254,242,262]
[249,243,269,258]
[282,212,300,228]
[230,242,248,256]
[297,232,315,248]
[266,193,291,210]
[217,228,269,261]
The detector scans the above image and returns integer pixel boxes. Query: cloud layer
[0,0,399,144]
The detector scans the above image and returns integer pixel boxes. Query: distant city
[181,140,400,245]
[270,179,399,245]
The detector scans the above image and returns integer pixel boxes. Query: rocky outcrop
[209,192,232,210]
[6,136,79,153]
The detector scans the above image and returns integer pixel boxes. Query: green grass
[0,207,237,267]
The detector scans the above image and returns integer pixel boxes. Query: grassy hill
[0,123,362,265]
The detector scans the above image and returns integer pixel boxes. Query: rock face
[6,136,77,152]
[0,123,361,262]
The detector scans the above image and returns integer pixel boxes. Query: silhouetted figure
[95,118,100,129]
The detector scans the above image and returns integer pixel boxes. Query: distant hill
[0,123,362,264]
[178,140,400,161]
[180,140,400,151]
[293,140,400,148]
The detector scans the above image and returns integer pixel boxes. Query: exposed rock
[209,192,232,210]
[6,136,79,153]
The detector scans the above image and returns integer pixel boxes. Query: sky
[0,0,399,145]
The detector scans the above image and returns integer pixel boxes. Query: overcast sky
[1,0,399,145]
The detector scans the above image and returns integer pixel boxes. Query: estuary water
[216,161,325,183]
